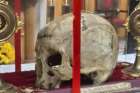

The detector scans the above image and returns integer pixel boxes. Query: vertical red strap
[14,0,21,72]
[72,0,81,93]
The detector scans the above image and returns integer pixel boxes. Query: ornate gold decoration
[0,0,24,42]
[123,2,140,77]
[0,0,17,42]
[123,17,129,32]
[123,36,140,77]
[16,13,24,31]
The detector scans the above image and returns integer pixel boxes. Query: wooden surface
[84,0,96,12]
[54,0,63,17]
[118,0,128,20]
[23,0,37,62]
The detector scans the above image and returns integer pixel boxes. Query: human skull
[35,13,118,89]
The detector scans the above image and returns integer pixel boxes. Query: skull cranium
[35,13,118,89]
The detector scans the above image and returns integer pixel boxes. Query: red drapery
[72,0,81,93]
[14,0,21,72]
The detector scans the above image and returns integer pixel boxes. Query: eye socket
[47,71,55,76]
[89,71,98,78]
[47,52,62,67]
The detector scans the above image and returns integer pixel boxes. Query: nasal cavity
[47,52,62,67]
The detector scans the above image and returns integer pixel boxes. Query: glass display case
[2,0,140,93]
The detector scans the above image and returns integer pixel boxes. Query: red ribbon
[14,0,21,72]
[72,0,81,93]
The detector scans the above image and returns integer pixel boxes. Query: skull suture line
[35,13,118,89]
